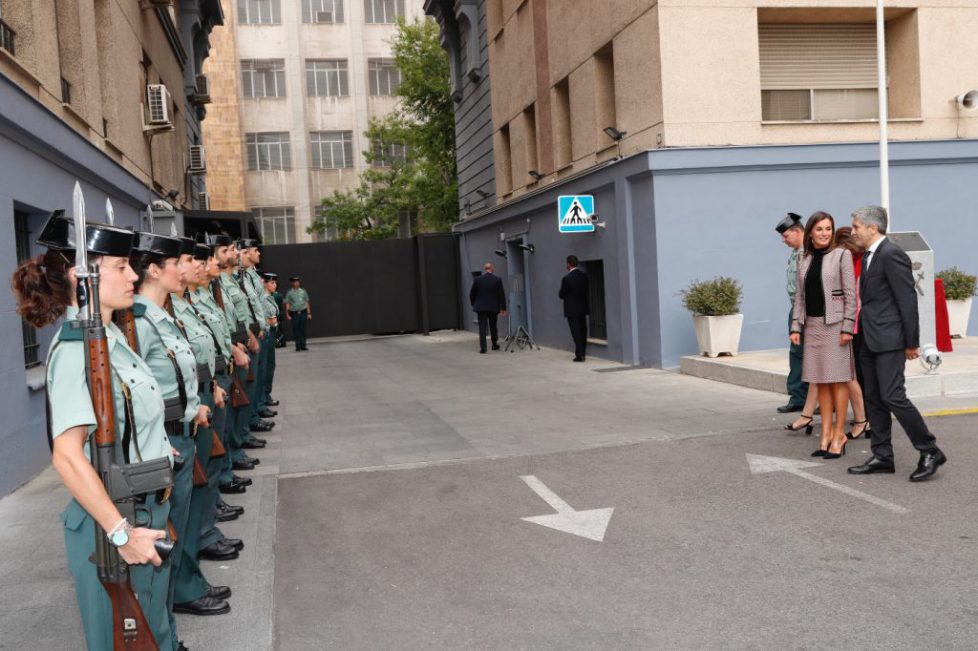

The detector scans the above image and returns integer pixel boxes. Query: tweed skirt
[801,315,855,384]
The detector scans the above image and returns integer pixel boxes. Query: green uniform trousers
[787,308,808,406]
[63,496,173,650]
[204,372,232,547]
[256,329,275,412]
[231,362,252,461]
[264,325,278,403]
[166,425,195,648]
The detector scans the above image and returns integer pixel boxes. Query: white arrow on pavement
[519,475,614,542]
[746,454,908,514]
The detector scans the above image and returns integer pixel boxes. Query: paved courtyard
[1,331,977,650]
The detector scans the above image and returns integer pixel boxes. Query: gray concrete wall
[457,139,978,370]
[0,74,149,497]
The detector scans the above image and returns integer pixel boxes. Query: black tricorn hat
[197,232,233,247]
[237,238,260,249]
[132,231,183,258]
[289,276,300,282]
[775,212,804,234]
[37,211,135,257]
[177,237,196,256]
[193,243,211,261]
[263,272,278,281]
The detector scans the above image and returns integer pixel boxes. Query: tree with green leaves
[310,18,458,240]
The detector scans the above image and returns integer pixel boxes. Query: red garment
[853,253,863,334]
[935,278,953,353]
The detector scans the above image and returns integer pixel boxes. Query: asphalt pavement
[2,330,976,650]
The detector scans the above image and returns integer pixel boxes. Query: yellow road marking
[922,408,978,418]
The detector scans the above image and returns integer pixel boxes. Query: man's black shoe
[242,439,266,449]
[198,541,239,561]
[245,436,267,446]
[218,501,245,515]
[231,459,256,471]
[847,456,896,475]
[221,537,244,552]
[258,409,277,418]
[207,585,232,600]
[777,403,804,414]
[219,482,246,495]
[573,357,584,362]
[215,508,239,523]
[231,474,253,487]
[173,594,231,616]
[266,399,279,406]
[491,344,500,351]
[262,420,276,429]
[249,421,273,433]
[479,349,486,354]
[178,642,189,651]
[909,449,947,482]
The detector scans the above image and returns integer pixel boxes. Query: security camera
[955,90,978,110]
[590,214,599,223]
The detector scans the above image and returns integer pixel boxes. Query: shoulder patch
[132,303,148,317]
[57,320,85,341]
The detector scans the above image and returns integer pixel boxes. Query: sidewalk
[1,330,975,649]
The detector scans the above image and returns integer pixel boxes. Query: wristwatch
[107,520,133,547]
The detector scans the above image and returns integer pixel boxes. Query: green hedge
[938,267,977,301]
[681,276,742,316]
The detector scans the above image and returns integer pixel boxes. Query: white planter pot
[946,297,973,338]
[692,313,744,358]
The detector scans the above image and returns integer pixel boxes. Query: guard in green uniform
[237,239,276,426]
[128,233,223,646]
[13,213,175,650]
[284,276,311,351]
[261,272,280,407]
[170,241,238,614]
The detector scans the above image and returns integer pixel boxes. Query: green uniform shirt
[272,290,283,316]
[284,288,310,312]
[220,271,253,329]
[262,287,279,319]
[242,267,269,331]
[46,306,173,463]
[192,286,233,359]
[171,293,216,378]
[787,247,803,300]
[133,295,200,422]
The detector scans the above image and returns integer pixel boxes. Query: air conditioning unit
[198,192,211,210]
[194,74,211,104]
[145,84,172,127]
[316,10,333,23]
[188,145,206,173]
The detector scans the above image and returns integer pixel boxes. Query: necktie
[863,249,872,272]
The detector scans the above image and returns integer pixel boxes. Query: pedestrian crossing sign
[558,195,595,233]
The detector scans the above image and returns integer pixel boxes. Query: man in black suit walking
[469,262,507,353]
[847,205,946,482]
[559,255,590,362]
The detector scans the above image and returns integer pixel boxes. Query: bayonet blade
[105,198,115,226]
[146,203,154,233]
[72,182,88,275]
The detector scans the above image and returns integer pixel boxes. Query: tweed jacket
[791,247,857,335]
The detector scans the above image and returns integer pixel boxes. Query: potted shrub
[681,276,744,357]
[938,266,977,338]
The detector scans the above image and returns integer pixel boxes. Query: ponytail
[11,251,73,328]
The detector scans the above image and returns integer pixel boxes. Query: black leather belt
[231,324,247,344]
[215,354,227,375]
[163,419,184,437]
[163,397,183,422]
[249,323,260,335]
[197,362,213,384]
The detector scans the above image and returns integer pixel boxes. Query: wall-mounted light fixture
[604,126,627,160]
[528,170,544,181]
[517,243,535,254]
[493,248,507,258]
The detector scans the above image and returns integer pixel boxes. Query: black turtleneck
[805,246,828,317]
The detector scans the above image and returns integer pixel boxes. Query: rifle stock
[104,582,158,650]
[191,457,208,488]
[211,430,226,457]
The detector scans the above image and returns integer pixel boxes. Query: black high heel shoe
[822,439,848,460]
[846,420,870,440]
[785,414,815,435]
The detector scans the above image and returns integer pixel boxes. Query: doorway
[583,259,607,341]
[506,239,528,337]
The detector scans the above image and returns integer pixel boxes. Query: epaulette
[56,320,85,341]
[132,303,148,317]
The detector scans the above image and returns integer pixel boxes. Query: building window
[759,24,878,122]
[302,0,344,23]
[246,132,291,170]
[0,6,15,55]
[306,59,349,97]
[238,0,281,25]
[364,0,404,24]
[254,207,296,244]
[594,44,616,146]
[368,58,401,96]
[496,123,512,195]
[241,59,286,98]
[523,104,537,180]
[552,77,572,168]
[311,131,354,169]
[60,77,72,104]
[14,211,40,368]
[371,140,407,167]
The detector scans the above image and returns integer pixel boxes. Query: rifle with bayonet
[74,186,174,650]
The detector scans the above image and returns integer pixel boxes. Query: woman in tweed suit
[789,212,857,459]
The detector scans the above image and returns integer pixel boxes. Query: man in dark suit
[559,255,590,362]
[847,205,946,482]
[469,262,507,353]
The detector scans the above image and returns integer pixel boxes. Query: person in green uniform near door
[129,233,224,647]
[262,272,280,406]
[12,213,175,650]
[284,276,311,351]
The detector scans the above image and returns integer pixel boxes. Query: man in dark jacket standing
[847,205,945,482]
[469,262,507,353]
[559,255,590,362]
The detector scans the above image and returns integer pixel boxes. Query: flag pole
[876,0,891,222]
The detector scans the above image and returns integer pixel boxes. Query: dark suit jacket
[858,237,920,353]
[559,268,589,317]
[470,272,506,313]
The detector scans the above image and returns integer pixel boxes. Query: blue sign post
[558,195,595,233]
